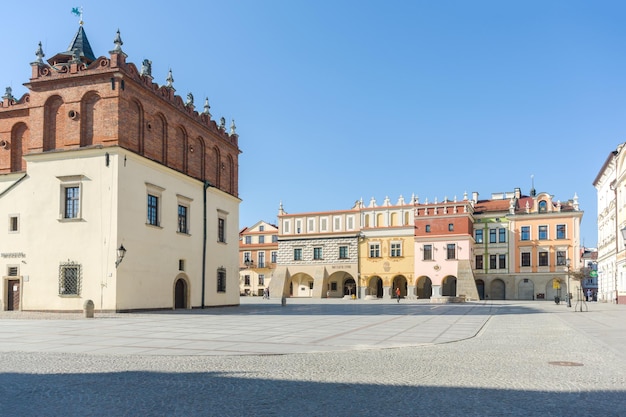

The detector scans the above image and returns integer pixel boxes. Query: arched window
[538,200,547,213]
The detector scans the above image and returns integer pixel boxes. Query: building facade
[594,143,626,303]
[239,221,278,296]
[270,187,583,301]
[0,24,241,311]
[270,203,360,298]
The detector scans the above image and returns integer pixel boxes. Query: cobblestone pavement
[1,299,625,416]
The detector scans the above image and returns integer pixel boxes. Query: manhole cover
[548,361,584,367]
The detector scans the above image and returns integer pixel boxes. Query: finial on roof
[34,42,45,64]
[186,92,194,106]
[70,48,81,64]
[140,59,152,77]
[111,29,123,53]
[230,119,237,136]
[3,87,15,101]
[203,98,211,117]
[219,117,226,130]
[530,174,536,197]
[165,69,174,89]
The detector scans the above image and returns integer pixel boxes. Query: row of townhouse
[243,187,584,301]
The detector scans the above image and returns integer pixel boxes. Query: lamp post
[566,258,572,308]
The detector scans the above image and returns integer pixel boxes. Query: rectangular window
[446,244,456,260]
[313,247,323,260]
[499,254,506,269]
[9,215,19,232]
[272,235,278,243]
[259,235,265,244]
[475,255,483,270]
[499,228,506,243]
[556,224,566,239]
[245,236,252,244]
[8,266,18,276]
[58,262,81,296]
[369,243,381,258]
[258,274,265,286]
[64,186,80,219]
[244,275,250,286]
[448,223,454,231]
[339,246,349,259]
[259,225,265,232]
[258,252,265,268]
[177,205,188,234]
[425,225,431,233]
[218,218,226,243]
[538,225,548,240]
[521,252,531,267]
[539,251,549,266]
[556,251,566,266]
[331,282,337,291]
[475,229,483,243]
[308,219,315,232]
[243,252,251,263]
[271,251,277,263]
[179,259,185,271]
[147,194,159,226]
[217,268,226,292]
[521,226,530,241]
[294,248,302,261]
[391,242,402,257]
[489,229,496,243]
[490,254,497,269]
[423,244,433,261]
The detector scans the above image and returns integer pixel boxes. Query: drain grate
[548,361,584,367]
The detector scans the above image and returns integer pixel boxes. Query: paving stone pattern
[0,298,625,416]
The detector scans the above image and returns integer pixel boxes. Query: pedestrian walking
[586,289,592,301]
[395,287,401,303]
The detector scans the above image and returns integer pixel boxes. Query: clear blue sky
[2,1,626,248]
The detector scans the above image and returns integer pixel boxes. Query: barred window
[217,267,226,292]
[59,261,81,296]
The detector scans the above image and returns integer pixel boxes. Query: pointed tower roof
[47,25,96,65]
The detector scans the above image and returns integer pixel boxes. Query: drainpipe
[202,181,213,308]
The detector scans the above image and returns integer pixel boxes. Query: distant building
[0,24,241,311]
[580,248,598,301]
[239,221,278,296]
[593,143,626,303]
[271,187,583,301]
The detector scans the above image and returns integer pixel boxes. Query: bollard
[281,296,286,306]
[83,299,95,318]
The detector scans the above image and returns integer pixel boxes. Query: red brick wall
[0,53,240,197]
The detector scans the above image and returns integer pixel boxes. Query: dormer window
[538,200,547,213]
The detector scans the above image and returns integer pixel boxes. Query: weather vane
[71,7,84,26]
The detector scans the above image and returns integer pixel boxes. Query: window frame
[521,252,531,267]
[556,224,566,240]
[538,225,548,240]
[390,242,402,257]
[446,243,456,260]
[521,226,530,241]
[475,229,483,243]
[369,243,381,258]
[489,229,497,243]
[293,248,303,261]
[8,214,19,233]
[489,254,497,269]
[423,244,433,261]
[498,254,506,269]
[498,228,506,243]
[475,254,483,269]
[538,251,549,267]
[58,261,81,296]
[217,267,226,292]
[339,246,349,259]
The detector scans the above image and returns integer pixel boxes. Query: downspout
[202,180,213,309]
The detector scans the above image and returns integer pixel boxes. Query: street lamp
[566,258,571,308]
[115,244,127,268]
